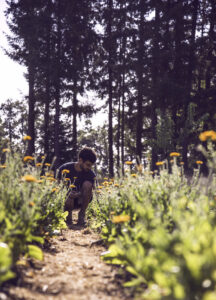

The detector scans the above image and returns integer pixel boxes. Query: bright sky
[0,0,28,105]
[0,0,105,127]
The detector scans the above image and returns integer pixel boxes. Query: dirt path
[3,211,132,300]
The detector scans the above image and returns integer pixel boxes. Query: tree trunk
[183,0,199,172]
[54,0,61,167]
[108,0,114,178]
[26,60,35,156]
[136,0,144,161]
[44,0,52,157]
[72,78,78,161]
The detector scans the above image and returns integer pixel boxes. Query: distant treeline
[0,0,215,176]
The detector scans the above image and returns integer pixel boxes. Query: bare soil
[1,211,133,300]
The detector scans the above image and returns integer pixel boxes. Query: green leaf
[27,245,43,261]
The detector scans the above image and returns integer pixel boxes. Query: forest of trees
[0,0,215,177]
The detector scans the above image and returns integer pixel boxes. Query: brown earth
[1,211,133,300]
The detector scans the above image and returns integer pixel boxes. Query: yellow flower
[199,130,216,142]
[97,186,103,189]
[170,152,180,157]
[196,160,203,165]
[64,178,70,181]
[23,156,34,162]
[62,169,70,174]
[104,177,108,180]
[23,135,32,141]
[180,162,184,165]
[2,148,10,153]
[74,176,78,179]
[97,191,101,194]
[40,176,46,179]
[47,177,56,182]
[29,201,35,207]
[125,161,133,165]
[36,163,42,167]
[41,155,45,159]
[131,174,137,177]
[37,180,43,183]
[69,184,76,188]
[102,181,109,186]
[114,183,120,187]
[45,163,51,167]
[51,188,59,193]
[156,161,164,166]
[108,182,113,185]
[0,165,6,169]
[45,172,54,177]
[112,215,130,224]
[21,175,38,182]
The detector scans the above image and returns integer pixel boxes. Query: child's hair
[78,147,97,163]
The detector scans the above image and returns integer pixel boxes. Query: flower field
[88,133,216,300]
[0,145,67,285]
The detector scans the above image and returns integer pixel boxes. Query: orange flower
[29,201,35,207]
[196,160,203,165]
[199,130,216,142]
[170,152,180,157]
[69,184,76,188]
[36,163,42,167]
[0,165,6,169]
[62,169,70,174]
[23,156,34,162]
[125,161,133,165]
[156,161,164,166]
[45,163,51,167]
[23,135,32,141]
[112,215,130,224]
[21,175,38,182]
[131,174,137,177]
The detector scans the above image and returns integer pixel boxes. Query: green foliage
[88,146,216,300]
[0,149,67,285]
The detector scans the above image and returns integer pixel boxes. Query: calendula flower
[37,180,43,183]
[74,176,77,179]
[29,201,35,207]
[47,177,56,181]
[51,188,59,193]
[199,130,216,142]
[45,172,54,177]
[69,184,76,188]
[0,165,6,169]
[45,163,51,167]
[36,163,42,167]
[170,152,180,157]
[103,181,109,186]
[64,178,70,181]
[104,177,108,180]
[125,161,133,165]
[23,156,34,162]
[112,215,130,224]
[114,183,120,187]
[131,174,137,177]
[156,161,164,166]
[41,155,45,159]
[97,186,103,189]
[23,135,32,141]
[40,176,46,179]
[2,148,10,153]
[62,169,70,174]
[196,160,203,165]
[108,182,113,185]
[21,175,38,182]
